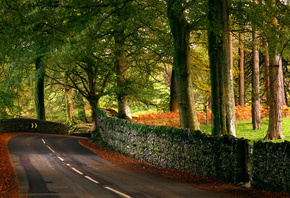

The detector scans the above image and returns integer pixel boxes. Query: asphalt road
[9,134,235,198]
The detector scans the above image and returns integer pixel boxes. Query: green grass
[200,118,290,143]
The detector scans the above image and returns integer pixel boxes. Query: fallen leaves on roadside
[0,132,25,198]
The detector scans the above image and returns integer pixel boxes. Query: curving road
[9,134,234,198]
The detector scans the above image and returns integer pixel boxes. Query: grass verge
[200,118,290,143]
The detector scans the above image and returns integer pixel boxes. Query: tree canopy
[0,0,289,138]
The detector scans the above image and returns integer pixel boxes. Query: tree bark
[65,86,74,123]
[64,73,74,123]
[88,96,98,131]
[167,0,199,130]
[208,0,236,136]
[279,57,286,106]
[239,33,245,107]
[115,33,132,119]
[169,68,178,112]
[264,0,284,140]
[229,21,236,124]
[35,56,46,120]
[262,37,270,106]
[265,50,285,140]
[252,29,261,130]
[86,63,98,130]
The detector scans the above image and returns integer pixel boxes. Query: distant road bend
[9,134,234,198]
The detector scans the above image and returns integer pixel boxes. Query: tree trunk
[239,33,245,107]
[65,86,74,123]
[115,33,132,119]
[262,37,270,106]
[264,0,285,140]
[265,50,284,140]
[167,0,199,130]
[229,21,236,124]
[208,0,236,136]
[279,57,286,106]
[205,104,209,126]
[169,68,178,112]
[35,56,46,120]
[252,29,261,130]
[86,64,107,131]
[87,63,98,131]
[76,92,87,122]
[88,96,98,131]
[64,73,74,123]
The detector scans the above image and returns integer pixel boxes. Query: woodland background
[0,0,289,140]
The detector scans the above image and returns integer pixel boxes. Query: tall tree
[251,14,261,129]
[207,0,236,136]
[115,32,132,119]
[264,0,287,140]
[239,33,245,107]
[265,48,285,140]
[35,56,46,120]
[112,2,134,120]
[167,0,200,130]
[65,74,74,124]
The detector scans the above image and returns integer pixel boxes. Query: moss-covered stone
[96,108,250,184]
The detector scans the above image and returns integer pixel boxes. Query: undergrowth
[131,105,290,143]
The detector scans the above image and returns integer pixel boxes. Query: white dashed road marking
[105,186,132,198]
[47,146,55,153]
[41,138,132,198]
[57,156,64,161]
[85,176,99,184]
[71,167,83,175]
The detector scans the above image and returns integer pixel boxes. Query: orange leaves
[0,133,23,198]
[282,106,290,118]
[132,106,290,127]
[131,111,181,127]
[235,105,252,121]
[131,111,211,127]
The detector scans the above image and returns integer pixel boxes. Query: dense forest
[0,0,289,140]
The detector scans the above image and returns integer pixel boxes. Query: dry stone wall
[96,109,249,184]
[96,109,290,193]
[0,118,68,134]
[252,141,290,193]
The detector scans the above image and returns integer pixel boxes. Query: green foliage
[0,0,289,130]
[190,38,210,109]
[0,61,29,118]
